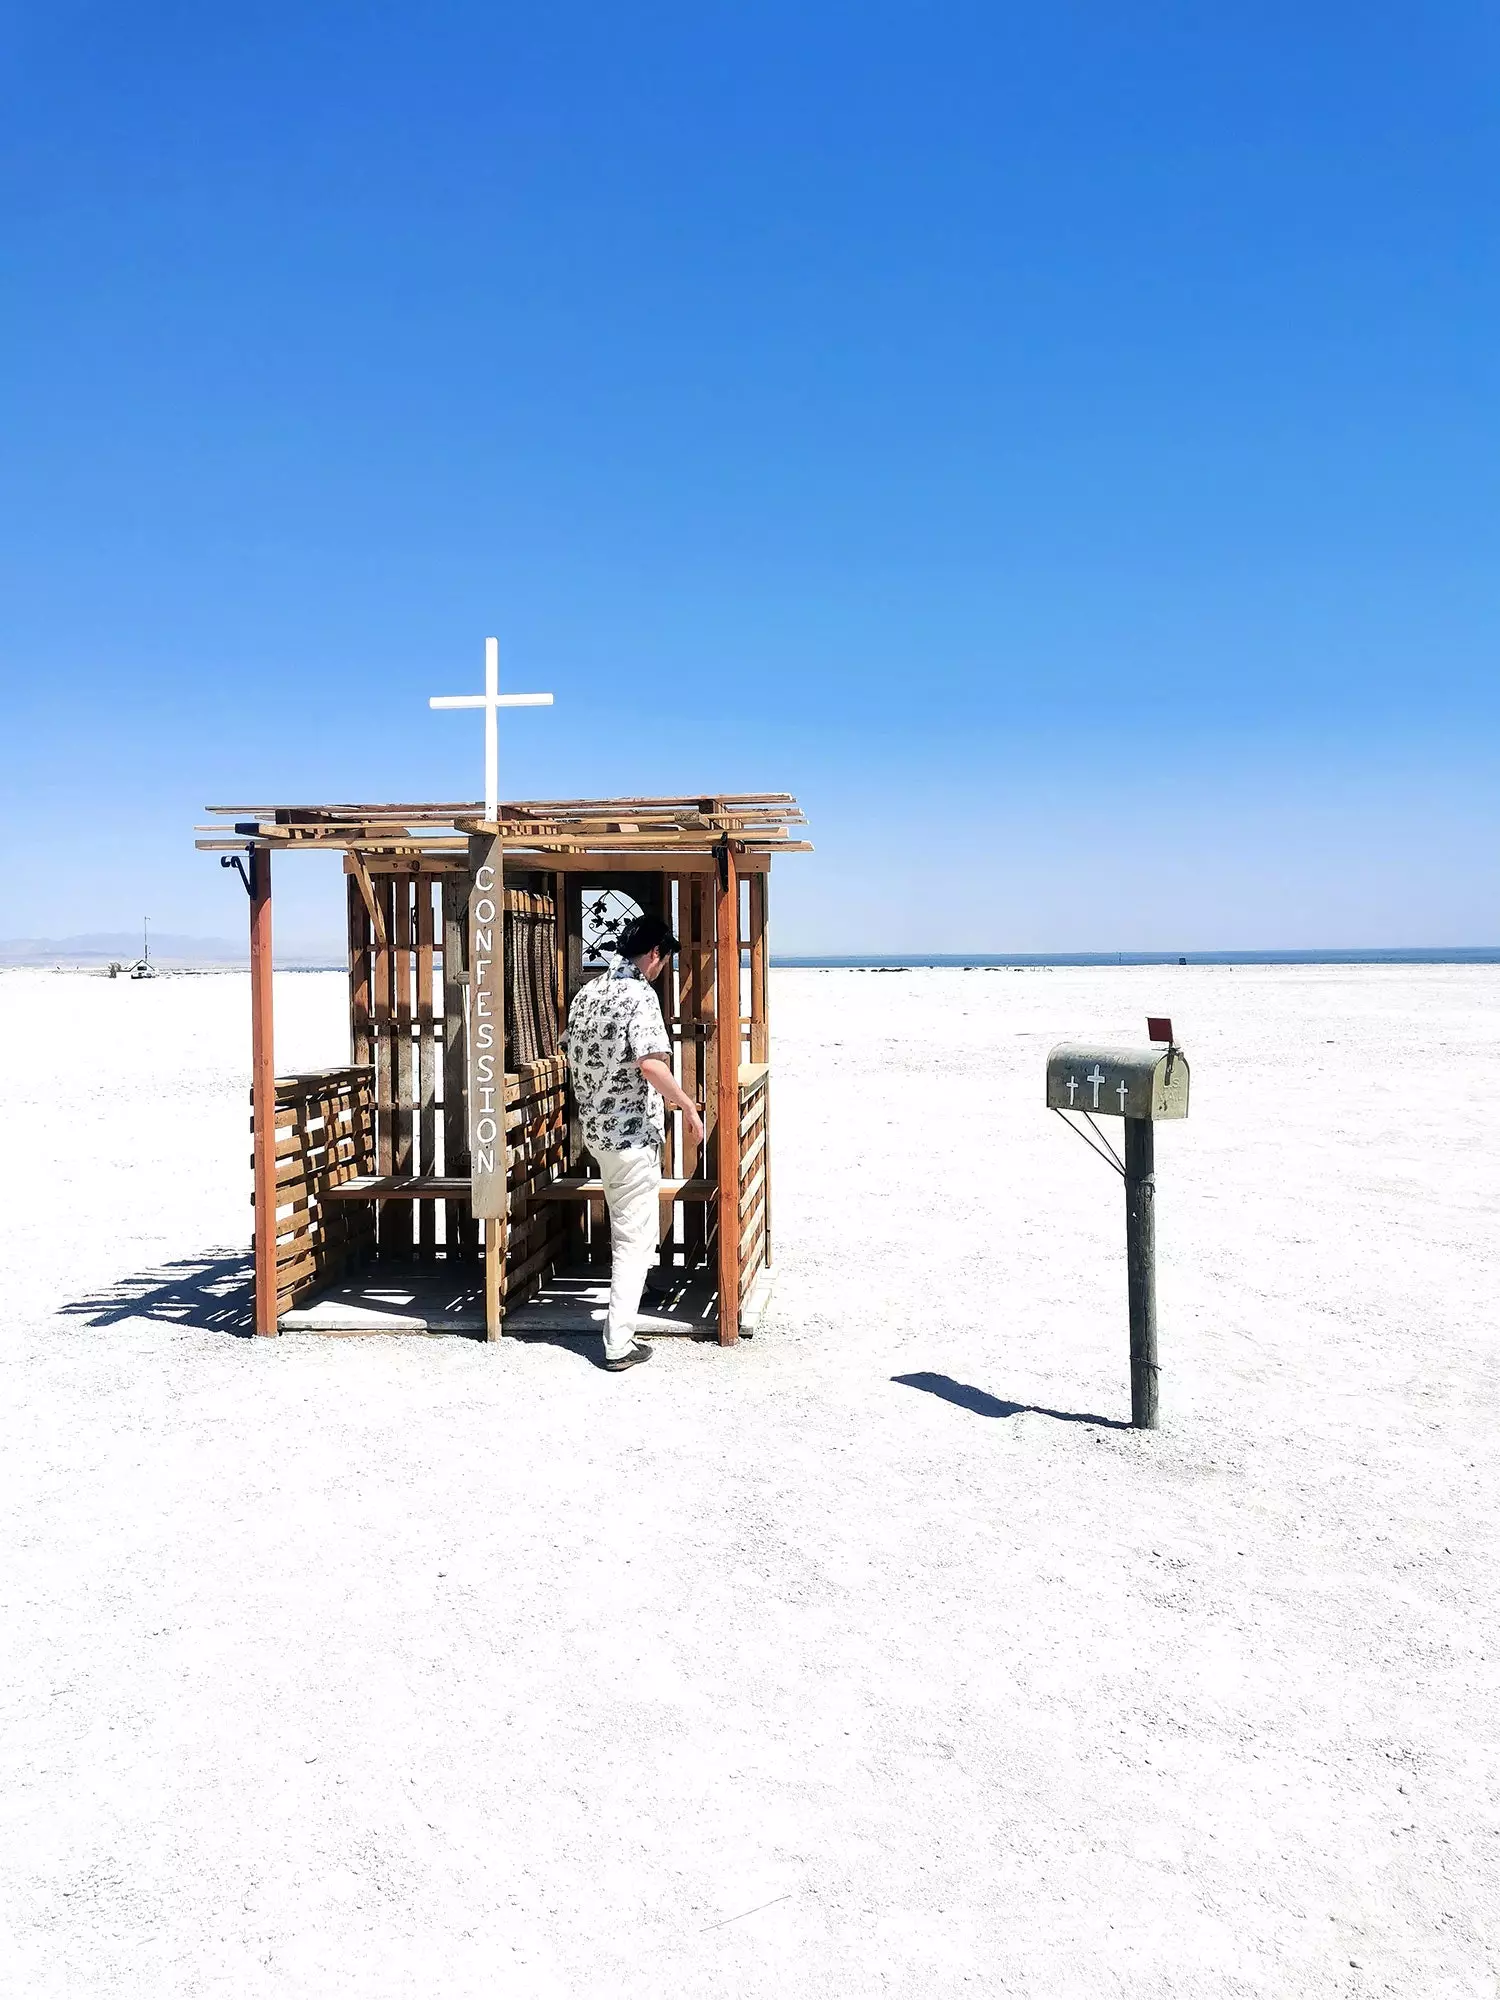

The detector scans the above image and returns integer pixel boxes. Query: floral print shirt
[565,958,671,1155]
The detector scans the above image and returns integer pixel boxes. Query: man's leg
[596,1145,662,1362]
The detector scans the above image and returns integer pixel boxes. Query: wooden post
[748,873,768,1064]
[441,874,470,1261]
[387,872,414,1259]
[1124,1117,1158,1428]
[416,877,436,1261]
[249,847,277,1336]
[485,1215,504,1343]
[346,873,371,1069]
[715,840,741,1344]
[469,833,507,1339]
[553,869,569,1048]
[749,869,771,1267]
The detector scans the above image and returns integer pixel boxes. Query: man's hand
[638,1055,706,1146]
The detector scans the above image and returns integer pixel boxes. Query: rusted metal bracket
[220,851,254,898]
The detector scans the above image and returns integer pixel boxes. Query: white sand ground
[1,963,1496,2000]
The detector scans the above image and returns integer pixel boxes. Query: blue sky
[1,3,1495,953]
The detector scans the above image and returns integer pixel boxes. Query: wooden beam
[748,872,768,1065]
[715,841,741,1345]
[416,878,436,1261]
[441,873,470,1260]
[347,875,371,1072]
[485,1216,503,1343]
[553,870,569,1048]
[495,849,775,874]
[347,851,388,945]
[250,848,278,1335]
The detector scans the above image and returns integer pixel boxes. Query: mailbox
[1045,1043,1189,1121]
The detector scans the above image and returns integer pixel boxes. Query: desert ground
[1,962,1495,1999]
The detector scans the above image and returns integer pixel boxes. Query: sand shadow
[892,1372,1132,1431]
[58,1248,254,1337]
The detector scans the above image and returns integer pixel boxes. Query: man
[565,913,705,1371]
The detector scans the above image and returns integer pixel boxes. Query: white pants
[594,1144,662,1361]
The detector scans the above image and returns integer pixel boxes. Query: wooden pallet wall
[345,864,566,1266]
[257,1067,377,1317]
[504,1056,569,1300]
[737,1066,769,1306]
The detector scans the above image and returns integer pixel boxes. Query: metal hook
[220,851,254,898]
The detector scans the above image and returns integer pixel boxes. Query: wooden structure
[196,797,809,1343]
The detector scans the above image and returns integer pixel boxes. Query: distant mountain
[0,933,248,965]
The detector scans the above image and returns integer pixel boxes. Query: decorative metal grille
[581,888,644,966]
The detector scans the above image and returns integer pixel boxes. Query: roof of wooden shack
[195,794,810,860]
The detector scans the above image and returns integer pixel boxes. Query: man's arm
[637,1054,706,1146]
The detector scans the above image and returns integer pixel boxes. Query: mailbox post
[1124,1117,1156,1428]
[1045,1030,1189,1430]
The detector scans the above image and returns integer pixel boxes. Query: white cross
[429,636,554,823]
[1086,1064,1105,1108]
[1065,1074,1078,1105]
[1116,1079,1130,1111]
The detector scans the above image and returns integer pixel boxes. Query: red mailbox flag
[1147,1017,1173,1044]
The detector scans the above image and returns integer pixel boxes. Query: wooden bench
[323,1174,715,1203]
[532,1177,715,1203]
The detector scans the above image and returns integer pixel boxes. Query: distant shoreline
[6,946,1498,975]
[773,947,1500,968]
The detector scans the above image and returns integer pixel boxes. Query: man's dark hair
[616,912,679,961]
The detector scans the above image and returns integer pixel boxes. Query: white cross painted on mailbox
[1066,1074,1079,1104]
[429,635,554,824]
[1117,1079,1130,1111]
[1086,1064,1105,1108]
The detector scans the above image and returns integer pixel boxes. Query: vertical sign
[468,833,506,1218]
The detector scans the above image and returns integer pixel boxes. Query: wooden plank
[530,1176,714,1203]
[347,877,372,1072]
[325,1175,472,1199]
[715,842,741,1345]
[484,1215,503,1341]
[387,872,415,1257]
[680,874,705,1265]
[494,849,775,875]
[347,851,389,946]
[748,872,768,1064]
[373,872,394,1182]
[758,868,773,1269]
[250,848,278,1336]
[738,1163,765,1219]
[736,1243,763,1306]
[416,876,436,1260]
[503,1222,569,1301]
[272,1064,373,1099]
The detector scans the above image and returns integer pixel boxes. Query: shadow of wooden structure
[197,797,809,1343]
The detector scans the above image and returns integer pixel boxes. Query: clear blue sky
[2,3,1495,954]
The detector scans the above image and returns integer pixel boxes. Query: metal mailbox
[1045,1043,1189,1122]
